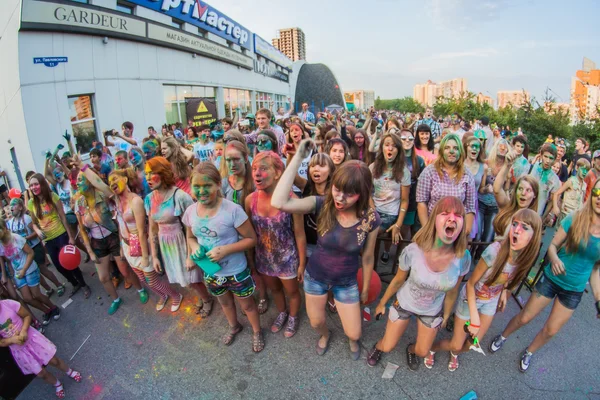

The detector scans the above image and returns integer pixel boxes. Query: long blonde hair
[493,175,539,236]
[565,179,600,253]
[433,134,466,184]
[413,196,468,257]
[485,209,542,290]
[487,138,511,167]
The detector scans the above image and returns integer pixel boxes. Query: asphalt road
[16,238,600,400]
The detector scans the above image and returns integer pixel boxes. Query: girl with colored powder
[186,126,200,147]
[366,197,471,370]
[369,131,411,265]
[325,138,350,167]
[245,152,306,337]
[7,198,64,297]
[426,209,542,371]
[78,166,184,313]
[414,124,437,166]
[27,174,90,298]
[462,134,486,240]
[399,128,425,240]
[552,158,590,224]
[128,146,151,198]
[161,137,193,195]
[145,157,210,313]
[272,140,381,360]
[0,298,81,398]
[182,163,262,351]
[285,122,313,197]
[72,157,146,315]
[141,139,160,161]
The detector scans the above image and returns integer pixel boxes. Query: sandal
[194,299,204,314]
[327,301,338,314]
[83,286,91,299]
[284,316,298,338]
[252,330,265,353]
[69,284,81,298]
[45,288,55,297]
[54,381,65,399]
[56,285,65,297]
[424,351,435,369]
[67,369,82,383]
[222,323,243,346]
[171,294,183,312]
[448,352,459,372]
[198,298,214,318]
[257,298,268,315]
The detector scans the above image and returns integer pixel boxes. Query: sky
[216,0,600,103]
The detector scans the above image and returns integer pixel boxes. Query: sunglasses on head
[400,136,414,141]
[257,139,270,146]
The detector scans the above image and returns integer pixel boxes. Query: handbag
[115,199,143,257]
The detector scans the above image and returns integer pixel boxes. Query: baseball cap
[474,129,486,140]
[593,149,600,159]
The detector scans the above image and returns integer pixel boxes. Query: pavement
[16,235,600,400]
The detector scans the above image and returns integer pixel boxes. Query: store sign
[186,98,218,127]
[21,0,146,37]
[33,57,68,67]
[147,24,253,69]
[253,60,288,82]
[127,0,252,50]
[253,34,292,70]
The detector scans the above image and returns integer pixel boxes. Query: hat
[594,149,600,159]
[246,113,255,119]
[474,129,486,140]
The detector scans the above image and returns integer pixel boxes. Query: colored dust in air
[123,315,132,328]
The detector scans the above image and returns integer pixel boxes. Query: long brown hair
[109,168,141,194]
[433,134,466,184]
[371,132,406,182]
[349,129,372,165]
[221,140,254,205]
[304,153,335,196]
[317,160,374,236]
[485,209,542,290]
[400,128,422,180]
[493,175,539,236]
[413,196,468,257]
[565,179,600,253]
[191,162,222,199]
[29,173,57,220]
[462,134,485,163]
[163,137,191,181]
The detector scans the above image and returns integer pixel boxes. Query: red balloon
[59,245,81,270]
[8,188,21,199]
[357,268,382,304]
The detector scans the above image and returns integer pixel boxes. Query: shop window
[116,2,135,14]
[163,85,216,125]
[67,94,99,154]
[224,88,251,118]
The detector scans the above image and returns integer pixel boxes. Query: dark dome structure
[294,63,344,113]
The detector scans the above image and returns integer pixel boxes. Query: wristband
[81,164,89,172]
[469,324,480,328]
[400,208,407,212]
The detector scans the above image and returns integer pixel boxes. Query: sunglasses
[592,187,600,197]
[400,136,414,141]
[224,137,235,143]
[257,140,270,147]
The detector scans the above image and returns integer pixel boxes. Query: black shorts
[32,244,47,265]
[91,233,121,259]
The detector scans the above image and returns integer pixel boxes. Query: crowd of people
[1,103,599,398]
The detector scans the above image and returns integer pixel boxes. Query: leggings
[132,268,179,299]
[45,233,87,288]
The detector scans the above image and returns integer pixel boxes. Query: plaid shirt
[416,164,477,214]
[414,118,442,139]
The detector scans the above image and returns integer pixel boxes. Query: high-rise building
[570,57,600,123]
[413,78,467,107]
[475,92,494,108]
[344,90,375,110]
[497,90,530,108]
[272,28,306,61]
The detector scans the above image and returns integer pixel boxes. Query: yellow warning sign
[197,101,208,113]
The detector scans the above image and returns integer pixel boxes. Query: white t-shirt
[53,179,73,214]
[193,141,215,162]
[370,165,411,215]
[396,243,470,316]
[111,136,139,154]
[530,163,561,215]
[7,215,40,248]
[0,234,38,275]
[293,153,312,194]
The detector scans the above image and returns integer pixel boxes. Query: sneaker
[139,289,149,304]
[32,319,45,333]
[366,345,383,367]
[424,351,435,369]
[284,316,298,338]
[271,311,289,333]
[108,299,122,315]
[489,334,506,353]
[380,251,390,264]
[42,311,51,325]
[406,344,419,371]
[50,307,61,321]
[519,349,532,373]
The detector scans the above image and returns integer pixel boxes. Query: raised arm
[73,156,112,197]
[493,163,511,208]
[271,139,317,215]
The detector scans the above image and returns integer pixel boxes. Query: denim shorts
[535,273,583,310]
[389,298,444,328]
[204,268,255,298]
[455,296,499,320]
[379,213,398,231]
[14,269,41,289]
[303,270,360,304]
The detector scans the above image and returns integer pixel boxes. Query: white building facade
[0,0,293,190]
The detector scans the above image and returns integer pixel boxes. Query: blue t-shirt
[545,214,600,292]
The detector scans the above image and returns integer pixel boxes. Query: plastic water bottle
[460,390,478,400]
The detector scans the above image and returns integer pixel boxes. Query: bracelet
[81,164,89,172]
[469,323,480,328]
[400,208,407,212]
